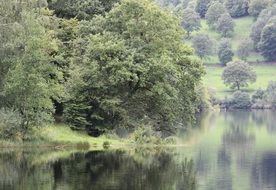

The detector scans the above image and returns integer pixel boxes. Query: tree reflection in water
[0,149,196,190]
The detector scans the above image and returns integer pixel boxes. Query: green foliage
[0,108,23,140]
[64,0,204,132]
[250,5,276,49]
[237,38,253,61]
[3,12,64,128]
[266,81,276,106]
[222,61,257,90]
[252,89,266,103]
[224,0,249,17]
[195,0,211,18]
[205,1,227,29]
[195,85,211,110]
[181,8,201,37]
[48,0,120,20]
[248,0,270,19]
[218,38,234,65]
[132,126,162,145]
[192,34,213,59]
[103,141,111,149]
[228,91,252,109]
[216,13,235,37]
[258,17,276,61]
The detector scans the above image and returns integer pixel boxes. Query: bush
[0,108,23,140]
[76,141,90,150]
[132,126,162,145]
[252,89,266,103]
[266,81,276,107]
[103,141,111,149]
[227,91,252,109]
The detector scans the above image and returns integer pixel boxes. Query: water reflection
[0,149,196,190]
[0,110,275,190]
[186,110,276,190]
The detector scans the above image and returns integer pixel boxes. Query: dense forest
[0,0,275,142]
[0,0,205,141]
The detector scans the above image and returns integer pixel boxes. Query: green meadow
[203,64,276,98]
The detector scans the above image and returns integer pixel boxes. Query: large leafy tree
[47,0,120,20]
[218,38,234,65]
[258,17,276,61]
[2,10,63,129]
[205,2,227,29]
[224,0,249,17]
[195,0,211,18]
[65,0,204,133]
[222,61,257,90]
[192,34,213,59]
[0,1,65,134]
[250,5,276,49]
[248,0,270,19]
[216,13,235,37]
[181,8,201,38]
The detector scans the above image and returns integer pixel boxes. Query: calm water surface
[0,110,276,190]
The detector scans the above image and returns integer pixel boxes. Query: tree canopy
[64,0,204,133]
[222,61,257,90]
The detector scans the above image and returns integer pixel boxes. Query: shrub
[266,81,276,107]
[76,141,90,150]
[103,141,111,149]
[132,126,162,145]
[0,108,23,140]
[252,89,266,103]
[228,91,252,109]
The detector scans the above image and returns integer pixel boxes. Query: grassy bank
[204,64,276,98]
[0,124,128,149]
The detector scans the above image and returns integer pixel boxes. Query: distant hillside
[187,16,265,65]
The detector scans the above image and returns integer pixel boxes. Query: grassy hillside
[188,15,275,99]
[204,64,276,98]
[189,16,265,64]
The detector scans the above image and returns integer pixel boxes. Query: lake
[0,110,275,190]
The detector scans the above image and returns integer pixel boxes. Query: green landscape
[0,0,275,189]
